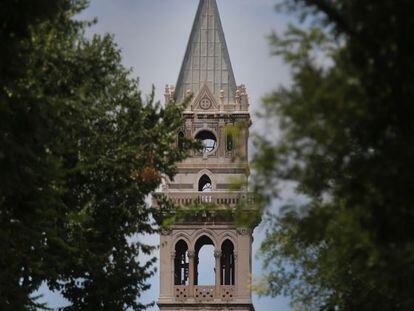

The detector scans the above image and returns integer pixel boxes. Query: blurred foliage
[156,198,261,231]
[253,0,414,310]
[0,1,193,310]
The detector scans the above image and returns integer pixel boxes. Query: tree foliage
[0,1,192,310]
[253,0,414,310]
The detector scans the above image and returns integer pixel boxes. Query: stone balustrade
[220,285,235,301]
[194,286,215,301]
[158,191,255,207]
[174,285,189,301]
[174,285,235,302]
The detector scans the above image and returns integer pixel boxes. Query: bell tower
[157,1,255,310]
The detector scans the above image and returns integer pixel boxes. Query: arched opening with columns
[221,239,235,285]
[226,133,234,151]
[198,174,213,192]
[174,240,189,285]
[194,235,215,285]
[177,131,185,149]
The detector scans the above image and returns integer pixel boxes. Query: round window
[195,130,217,153]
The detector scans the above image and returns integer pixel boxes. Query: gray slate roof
[175,0,237,104]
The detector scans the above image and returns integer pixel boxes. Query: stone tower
[157,1,255,310]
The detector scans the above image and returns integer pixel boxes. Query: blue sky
[39,0,295,310]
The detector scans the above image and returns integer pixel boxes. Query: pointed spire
[175,0,237,104]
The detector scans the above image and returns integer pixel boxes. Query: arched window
[194,235,215,285]
[226,134,234,151]
[195,130,217,153]
[221,239,235,285]
[198,174,213,192]
[174,240,189,285]
[177,131,185,149]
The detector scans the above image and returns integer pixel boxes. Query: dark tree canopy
[253,0,414,310]
[0,1,194,310]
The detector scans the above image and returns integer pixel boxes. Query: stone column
[164,85,170,105]
[170,250,176,296]
[188,250,196,296]
[214,249,222,297]
[234,250,239,297]
[235,89,241,110]
[218,120,226,157]
[220,89,225,111]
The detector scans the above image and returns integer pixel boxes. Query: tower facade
[157,1,255,310]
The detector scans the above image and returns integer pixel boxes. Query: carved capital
[160,228,172,236]
[171,251,176,259]
[214,250,222,258]
[237,227,249,235]
[234,251,238,261]
[187,250,196,258]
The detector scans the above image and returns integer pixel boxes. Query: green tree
[0,1,193,310]
[253,1,414,310]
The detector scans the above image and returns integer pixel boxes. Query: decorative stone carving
[194,286,215,302]
[235,89,240,105]
[200,97,212,110]
[237,228,249,235]
[160,228,172,236]
[214,250,222,258]
[187,250,195,259]
[174,285,188,302]
[219,90,225,111]
[220,285,235,301]
[191,84,219,112]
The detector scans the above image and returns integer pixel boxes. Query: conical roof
[175,0,237,104]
